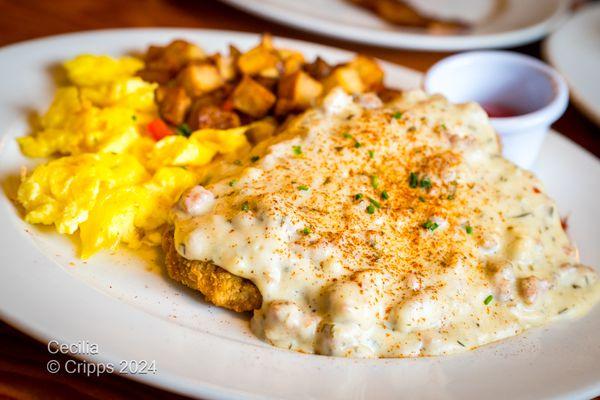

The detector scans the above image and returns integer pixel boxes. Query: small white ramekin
[423,51,569,169]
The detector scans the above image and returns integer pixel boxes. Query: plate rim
[543,2,600,127]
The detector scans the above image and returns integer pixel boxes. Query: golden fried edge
[162,229,262,313]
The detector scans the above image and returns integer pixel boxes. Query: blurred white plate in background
[545,2,600,126]
[220,0,570,51]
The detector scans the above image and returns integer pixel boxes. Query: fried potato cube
[238,46,280,76]
[348,55,384,91]
[137,68,172,84]
[145,45,165,61]
[322,66,365,94]
[260,33,275,49]
[232,76,276,118]
[169,39,205,59]
[259,66,280,79]
[304,56,333,80]
[214,54,237,81]
[177,64,224,97]
[254,76,278,92]
[279,49,305,75]
[156,86,191,125]
[188,104,240,130]
[140,40,206,84]
[276,71,323,114]
[146,39,206,72]
[229,44,242,59]
[237,34,285,78]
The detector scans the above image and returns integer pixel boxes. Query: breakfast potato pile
[138,34,394,143]
[16,35,392,258]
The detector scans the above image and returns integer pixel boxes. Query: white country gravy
[172,89,600,357]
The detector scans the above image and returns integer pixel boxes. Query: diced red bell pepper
[147,118,173,140]
[222,99,234,112]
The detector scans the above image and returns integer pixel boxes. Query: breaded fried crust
[162,229,262,312]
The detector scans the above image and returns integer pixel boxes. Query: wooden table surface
[0,1,598,399]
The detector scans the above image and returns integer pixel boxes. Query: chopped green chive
[368,197,381,209]
[368,150,375,159]
[250,155,260,162]
[465,225,473,234]
[370,175,379,189]
[418,196,425,203]
[241,201,250,211]
[342,132,353,139]
[131,115,137,121]
[380,191,389,200]
[447,194,455,200]
[292,145,302,155]
[512,212,532,218]
[441,123,447,130]
[392,111,403,119]
[297,185,309,191]
[354,141,362,148]
[233,159,242,166]
[484,295,493,305]
[354,193,364,200]
[228,179,238,187]
[419,177,432,189]
[176,123,192,137]
[457,340,465,347]
[409,172,419,188]
[422,220,439,231]
[366,204,376,214]
[301,227,311,235]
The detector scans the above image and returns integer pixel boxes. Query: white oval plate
[544,2,600,127]
[220,0,570,51]
[0,29,599,400]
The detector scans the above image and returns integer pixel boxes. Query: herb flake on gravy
[172,89,600,358]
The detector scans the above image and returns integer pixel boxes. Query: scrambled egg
[17,54,249,258]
